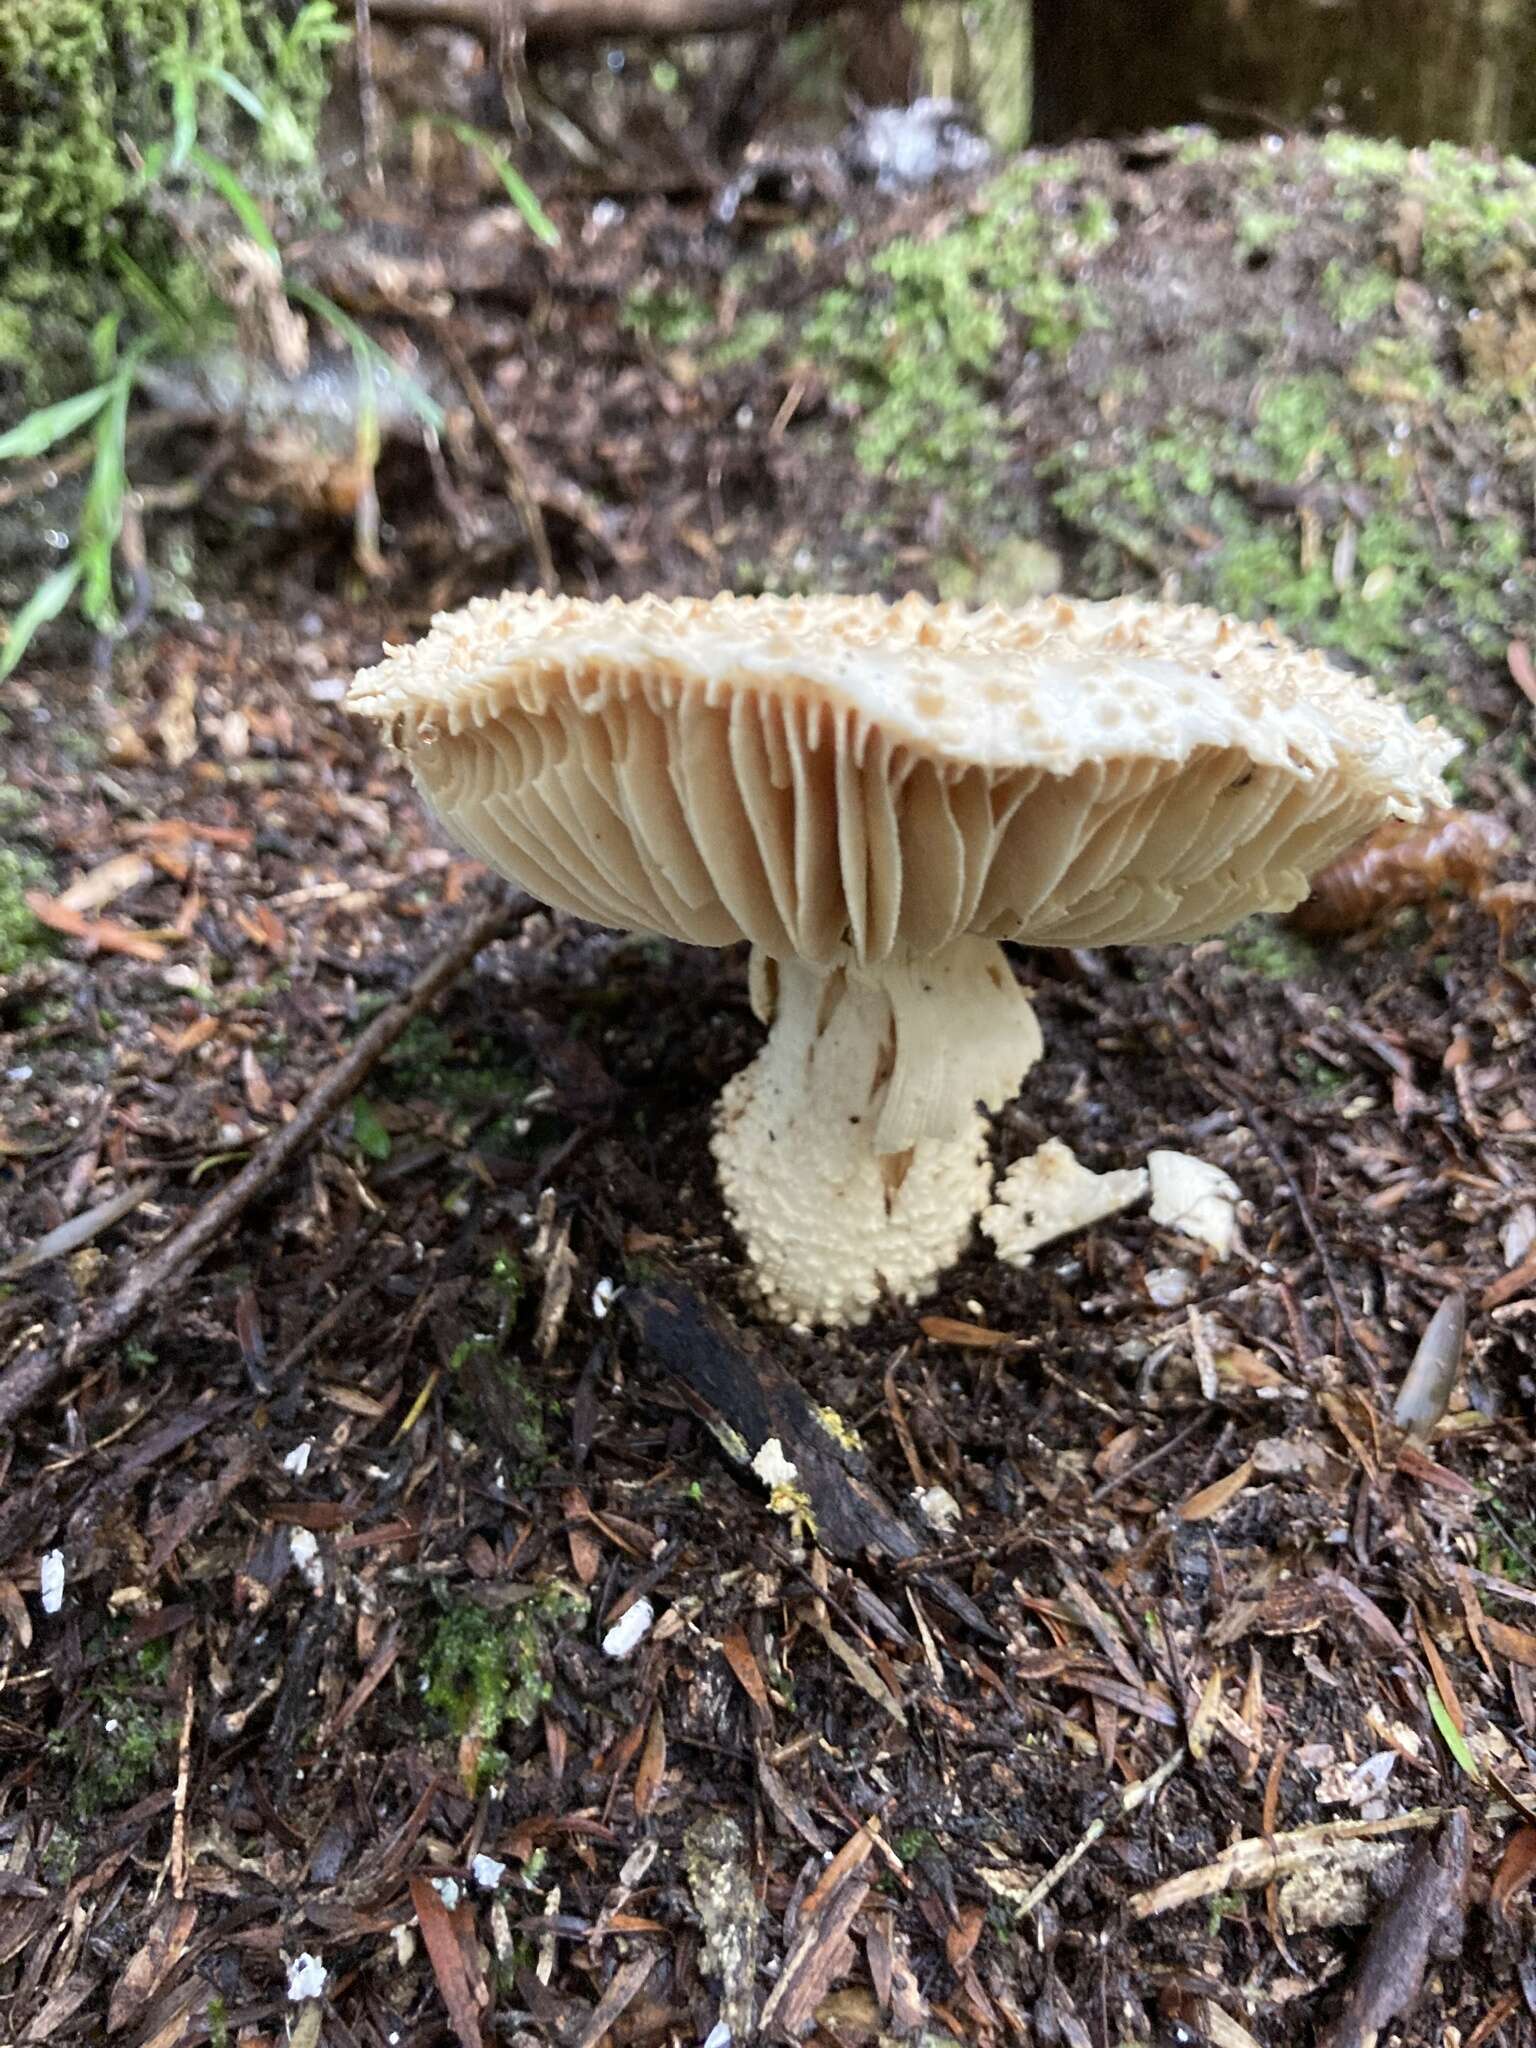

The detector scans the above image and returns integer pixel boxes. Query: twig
[626,1278,1002,1641]
[0,889,532,1433]
[1011,1746,1186,1919]
[433,318,558,592]
[370,0,875,53]
[354,0,386,191]
[1166,988,1384,1395]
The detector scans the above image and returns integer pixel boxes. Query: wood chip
[409,1875,488,2048]
[1178,1457,1255,1520]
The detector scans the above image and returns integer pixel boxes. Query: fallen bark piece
[1130,1808,1444,1918]
[759,1871,870,2042]
[684,1815,759,2042]
[981,1139,1147,1268]
[1320,1809,1469,2048]
[625,1278,999,1639]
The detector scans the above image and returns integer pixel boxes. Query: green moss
[706,309,785,369]
[0,1,342,398]
[1320,258,1397,330]
[799,158,1113,498]
[1349,335,1446,406]
[1223,917,1317,982]
[423,1585,586,1770]
[1235,206,1296,262]
[622,283,714,347]
[40,1827,80,1887]
[50,1688,172,1818]
[0,847,51,978]
[1293,1051,1348,1095]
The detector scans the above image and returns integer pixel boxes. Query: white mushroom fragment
[982,1139,1148,1268]
[1148,1149,1242,1258]
[350,591,1455,1325]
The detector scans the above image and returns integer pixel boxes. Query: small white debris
[286,1953,328,2001]
[288,1526,325,1593]
[590,1276,617,1320]
[6,1064,32,1083]
[750,1438,799,1492]
[1315,1750,1397,1808]
[162,963,204,992]
[703,2023,733,2048]
[1502,1203,1536,1269]
[307,676,349,702]
[432,1876,462,1910]
[471,1854,508,1891]
[1148,1150,1241,1258]
[39,1549,65,1615]
[982,1140,1148,1267]
[602,1596,655,1659]
[1145,1265,1194,1308]
[913,1485,962,1535]
[281,1440,312,1478]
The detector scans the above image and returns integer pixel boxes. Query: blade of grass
[426,116,560,248]
[0,561,84,682]
[1427,1684,1482,1782]
[79,367,135,628]
[189,146,280,259]
[287,283,446,432]
[0,384,113,463]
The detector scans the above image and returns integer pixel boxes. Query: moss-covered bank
[630,132,1533,774]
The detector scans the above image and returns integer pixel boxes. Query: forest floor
[2,131,1536,2048]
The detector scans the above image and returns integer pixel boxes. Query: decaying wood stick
[433,319,558,593]
[370,0,863,52]
[0,888,532,1433]
[626,1278,1001,1640]
[1320,1809,1470,2048]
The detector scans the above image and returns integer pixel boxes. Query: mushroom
[349,591,1455,1325]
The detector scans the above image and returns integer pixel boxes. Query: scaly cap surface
[350,590,1456,960]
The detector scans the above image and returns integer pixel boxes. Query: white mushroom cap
[349,590,1456,957]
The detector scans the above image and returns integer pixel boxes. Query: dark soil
[2,133,1536,2048]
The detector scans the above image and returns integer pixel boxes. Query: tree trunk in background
[1031,0,1535,151]
[907,0,1030,145]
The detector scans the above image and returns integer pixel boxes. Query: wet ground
[2,134,1536,2048]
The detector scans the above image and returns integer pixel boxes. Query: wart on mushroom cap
[349,590,1456,1326]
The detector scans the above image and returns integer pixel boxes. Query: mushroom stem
[712,935,1042,1326]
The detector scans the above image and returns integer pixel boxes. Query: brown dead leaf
[945,1902,985,1973]
[1491,1825,1536,1914]
[241,1047,273,1117]
[24,892,167,962]
[1509,639,1536,708]
[918,1315,1013,1349]
[1178,1458,1254,1521]
[1483,1616,1536,1671]
[720,1624,771,1716]
[562,1487,602,1586]
[119,818,252,850]
[0,1578,32,1651]
[634,1705,667,1817]
[108,1901,198,2033]
[409,1875,486,2048]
